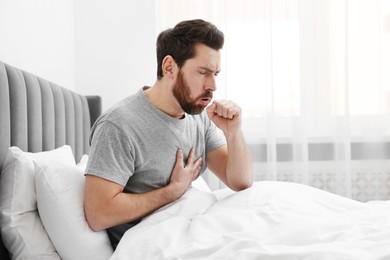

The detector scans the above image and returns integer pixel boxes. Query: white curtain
[156,0,390,201]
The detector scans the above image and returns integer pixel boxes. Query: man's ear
[162,55,177,79]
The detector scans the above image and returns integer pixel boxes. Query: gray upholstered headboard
[0,60,102,260]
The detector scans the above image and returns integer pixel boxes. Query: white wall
[74,0,157,111]
[0,1,157,111]
[0,0,75,89]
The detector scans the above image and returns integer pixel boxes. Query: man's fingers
[186,148,195,166]
[178,148,202,176]
[194,157,203,168]
[222,104,235,119]
[175,149,184,168]
[226,105,239,119]
[208,100,239,119]
[206,103,216,119]
[193,157,203,179]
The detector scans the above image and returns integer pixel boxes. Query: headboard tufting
[0,60,102,260]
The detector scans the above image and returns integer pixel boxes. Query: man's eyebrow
[199,67,220,73]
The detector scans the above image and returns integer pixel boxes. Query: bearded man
[83,19,253,249]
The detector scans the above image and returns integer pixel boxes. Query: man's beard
[173,70,213,115]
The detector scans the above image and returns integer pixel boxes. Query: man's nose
[205,74,217,92]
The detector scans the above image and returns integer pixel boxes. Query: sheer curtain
[156,0,390,201]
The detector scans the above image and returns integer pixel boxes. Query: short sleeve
[85,121,135,186]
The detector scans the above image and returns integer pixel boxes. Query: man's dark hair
[156,19,224,80]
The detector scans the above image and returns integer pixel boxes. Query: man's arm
[84,148,202,231]
[206,100,253,191]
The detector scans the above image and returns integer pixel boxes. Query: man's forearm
[85,183,177,231]
[206,100,253,191]
[110,186,178,226]
[225,130,253,191]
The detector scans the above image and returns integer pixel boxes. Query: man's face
[172,44,221,115]
[173,69,213,115]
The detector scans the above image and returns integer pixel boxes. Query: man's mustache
[198,91,213,99]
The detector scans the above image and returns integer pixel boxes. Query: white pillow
[35,159,113,260]
[77,154,89,170]
[0,145,75,260]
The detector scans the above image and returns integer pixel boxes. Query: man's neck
[144,81,185,119]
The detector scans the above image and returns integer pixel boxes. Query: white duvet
[110,181,390,260]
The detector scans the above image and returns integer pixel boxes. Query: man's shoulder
[103,92,144,120]
[91,91,145,132]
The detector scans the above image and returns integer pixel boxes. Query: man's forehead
[190,45,221,70]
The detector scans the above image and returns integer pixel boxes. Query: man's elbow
[229,179,253,192]
[84,204,106,232]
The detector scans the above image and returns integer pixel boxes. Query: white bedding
[110,181,390,260]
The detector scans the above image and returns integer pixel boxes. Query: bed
[1,60,390,260]
[0,60,105,260]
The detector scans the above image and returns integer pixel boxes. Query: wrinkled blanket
[110,181,390,260]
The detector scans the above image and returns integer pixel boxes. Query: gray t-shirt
[85,87,226,248]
